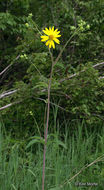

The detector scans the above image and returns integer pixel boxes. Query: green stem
[42,49,54,190]
[42,28,79,190]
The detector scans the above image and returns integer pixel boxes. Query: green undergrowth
[0,121,104,190]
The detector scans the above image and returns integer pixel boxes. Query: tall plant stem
[42,29,78,190]
[42,50,54,190]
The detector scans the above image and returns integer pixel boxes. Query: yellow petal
[49,41,52,48]
[41,39,47,42]
[56,31,60,34]
[51,41,55,49]
[45,40,50,46]
[41,36,49,42]
[43,29,50,35]
[54,34,61,38]
[45,27,49,31]
[55,29,58,32]
[52,26,54,31]
[49,27,52,31]
[41,35,49,39]
[41,35,46,38]
[53,37,60,44]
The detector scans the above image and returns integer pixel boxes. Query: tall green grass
[0,121,104,190]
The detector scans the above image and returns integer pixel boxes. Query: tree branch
[0,63,12,76]
[0,55,20,77]
[0,62,104,103]
[0,101,21,111]
[0,89,18,99]
[59,62,104,83]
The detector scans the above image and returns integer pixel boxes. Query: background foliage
[0,0,104,135]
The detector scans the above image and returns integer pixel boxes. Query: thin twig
[0,61,103,101]
[61,154,104,187]
[0,101,21,111]
[93,61,104,68]
[0,55,20,76]
[0,90,17,99]
[36,97,70,112]
[59,61,104,83]
[53,31,78,67]
[99,76,104,79]
[0,63,13,76]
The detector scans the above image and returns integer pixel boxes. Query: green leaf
[56,140,67,149]
[26,137,45,149]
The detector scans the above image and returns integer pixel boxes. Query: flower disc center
[49,35,54,40]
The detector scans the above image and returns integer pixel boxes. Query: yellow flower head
[41,26,61,49]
